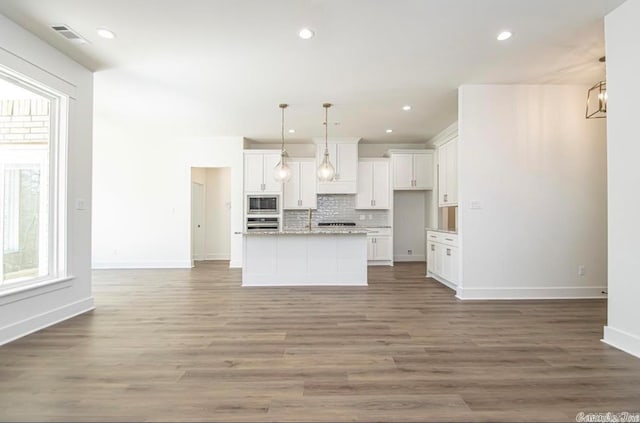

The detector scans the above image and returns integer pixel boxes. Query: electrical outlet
[578,265,586,276]
[359,215,365,220]
[408,249,413,255]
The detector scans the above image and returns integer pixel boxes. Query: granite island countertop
[237,228,369,235]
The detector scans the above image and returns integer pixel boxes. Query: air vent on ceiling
[50,24,88,44]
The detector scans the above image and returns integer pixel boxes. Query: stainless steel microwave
[247,195,279,214]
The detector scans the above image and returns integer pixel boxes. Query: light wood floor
[1,261,639,422]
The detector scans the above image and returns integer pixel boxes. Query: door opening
[190,167,232,267]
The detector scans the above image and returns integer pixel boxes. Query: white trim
[602,326,640,359]
[428,121,458,147]
[229,260,242,268]
[92,260,192,269]
[394,255,425,262]
[0,296,94,346]
[0,275,73,303]
[204,254,230,260]
[456,286,607,300]
[427,272,457,291]
[368,260,393,266]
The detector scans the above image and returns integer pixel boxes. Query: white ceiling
[0,0,623,143]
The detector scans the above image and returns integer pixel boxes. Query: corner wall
[92,69,244,269]
[603,0,640,358]
[457,84,607,300]
[0,14,94,344]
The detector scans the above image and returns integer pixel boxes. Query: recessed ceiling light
[497,31,512,41]
[386,129,393,133]
[402,105,412,111]
[96,28,116,39]
[288,129,295,134]
[299,28,315,40]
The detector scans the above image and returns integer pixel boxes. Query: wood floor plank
[0,261,638,422]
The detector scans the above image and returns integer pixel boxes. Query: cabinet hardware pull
[445,238,453,241]
[446,248,451,256]
[431,245,435,251]
[444,194,448,202]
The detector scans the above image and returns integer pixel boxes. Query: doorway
[190,167,232,266]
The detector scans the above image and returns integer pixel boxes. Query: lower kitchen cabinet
[366,228,393,266]
[426,230,458,289]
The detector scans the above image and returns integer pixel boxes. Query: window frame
[0,68,69,295]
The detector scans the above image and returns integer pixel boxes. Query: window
[0,68,67,291]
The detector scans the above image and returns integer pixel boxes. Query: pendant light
[586,56,607,119]
[273,103,292,183]
[317,103,336,182]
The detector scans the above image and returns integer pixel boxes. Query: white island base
[242,232,368,286]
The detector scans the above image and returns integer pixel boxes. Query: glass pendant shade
[274,153,292,183]
[274,103,291,183]
[586,81,607,119]
[317,103,335,182]
[317,150,335,181]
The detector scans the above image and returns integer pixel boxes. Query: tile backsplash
[284,194,390,228]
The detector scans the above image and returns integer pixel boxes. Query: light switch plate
[470,201,482,210]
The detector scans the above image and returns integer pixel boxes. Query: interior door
[191,182,205,261]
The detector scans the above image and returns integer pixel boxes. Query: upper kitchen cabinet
[283,159,317,209]
[438,137,458,207]
[314,138,360,194]
[244,151,282,193]
[387,150,434,190]
[356,159,390,209]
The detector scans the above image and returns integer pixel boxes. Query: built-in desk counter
[241,230,368,286]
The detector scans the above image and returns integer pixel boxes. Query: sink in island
[241,229,368,286]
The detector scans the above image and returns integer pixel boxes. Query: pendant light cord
[323,103,331,155]
[279,103,287,156]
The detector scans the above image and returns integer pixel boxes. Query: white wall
[393,191,428,261]
[603,0,640,358]
[204,168,231,260]
[0,14,94,344]
[458,84,607,300]
[92,66,245,269]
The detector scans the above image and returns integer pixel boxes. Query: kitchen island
[241,229,368,286]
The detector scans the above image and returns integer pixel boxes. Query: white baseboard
[0,297,94,346]
[603,326,640,359]
[229,260,242,269]
[368,260,393,266]
[456,286,607,300]
[394,255,425,262]
[426,272,457,291]
[92,260,192,269]
[204,254,230,260]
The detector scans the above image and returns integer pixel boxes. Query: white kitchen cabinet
[389,151,434,190]
[365,227,393,265]
[356,159,390,209]
[283,159,317,209]
[426,230,458,289]
[244,151,282,193]
[315,139,360,194]
[438,138,458,207]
